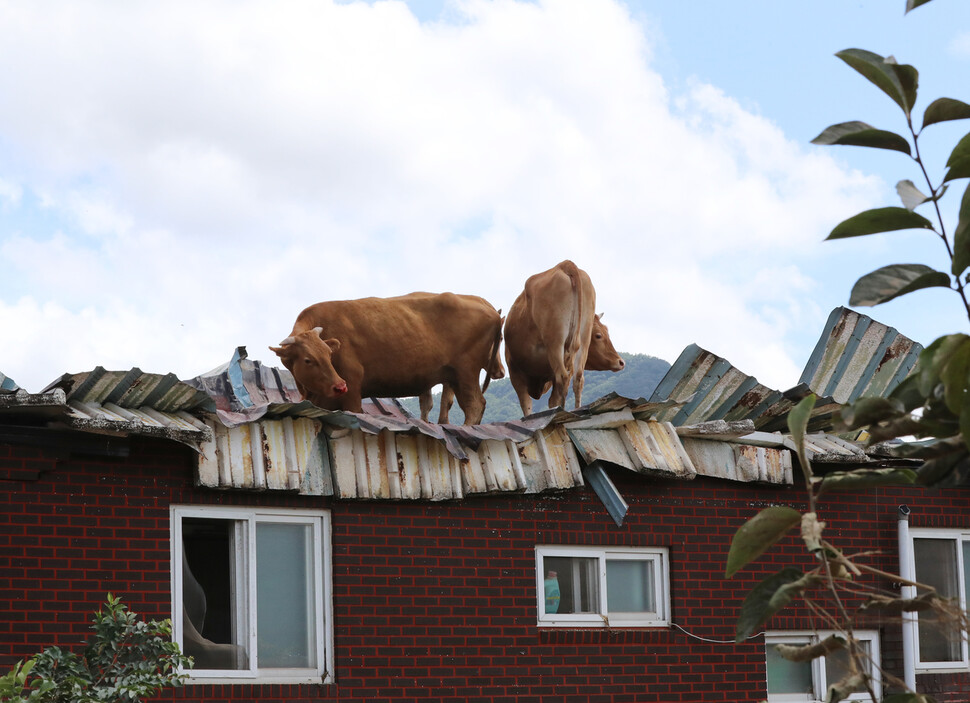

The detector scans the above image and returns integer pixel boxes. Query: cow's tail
[559,260,584,357]
[482,311,503,394]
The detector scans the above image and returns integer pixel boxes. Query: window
[170,506,333,683]
[910,528,970,671]
[764,631,881,702]
[535,546,669,627]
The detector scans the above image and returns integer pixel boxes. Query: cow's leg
[508,368,534,417]
[419,391,433,421]
[572,370,585,409]
[437,385,455,424]
[546,353,571,411]
[452,373,486,425]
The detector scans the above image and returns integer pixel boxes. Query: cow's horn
[312,326,324,336]
[279,336,296,345]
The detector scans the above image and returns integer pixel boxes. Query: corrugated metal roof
[18,367,214,445]
[1,372,19,393]
[648,307,921,434]
[799,306,922,404]
[1,306,920,502]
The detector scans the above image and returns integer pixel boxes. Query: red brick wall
[3,434,970,702]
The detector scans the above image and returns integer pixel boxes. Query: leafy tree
[726,1,970,701]
[0,594,190,703]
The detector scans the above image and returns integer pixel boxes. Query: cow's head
[270,327,349,404]
[586,314,625,372]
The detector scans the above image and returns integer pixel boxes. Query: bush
[0,594,190,703]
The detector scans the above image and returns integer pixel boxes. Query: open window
[764,631,881,702]
[171,506,333,683]
[535,546,669,627]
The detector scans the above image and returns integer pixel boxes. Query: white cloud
[949,31,970,59]
[0,0,881,394]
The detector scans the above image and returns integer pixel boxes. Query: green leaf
[867,416,927,444]
[905,0,935,12]
[827,207,935,240]
[917,448,970,487]
[817,467,917,492]
[919,334,970,397]
[735,568,821,641]
[788,394,815,450]
[836,49,918,117]
[889,374,929,412]
[953,183,970,277]
[923,98,970,129]
[941,338,970,414]
[811,121,911,155]
[725,506,801,577]
[839,396,906,430]
[849,264,951,306]
[944,132,970,183]
[896,179,929,210]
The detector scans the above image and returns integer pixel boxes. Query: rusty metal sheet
[734,444,792,484]
[648,345,780,426]
[682,438,792,484]
[567,427,636,470]
[196,417,330,495]
[799,307,921,405]
[621,420,697,479]
[531,425,583,492]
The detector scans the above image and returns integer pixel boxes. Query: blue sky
[1,0,969,394]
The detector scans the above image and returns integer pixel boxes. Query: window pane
[766,643,813,695]
[543,556,599,614]
[825,640,869,694]
[606,558,655,614]
[256,523,317,668]
[181,518,249,670]
[914,538,962,662]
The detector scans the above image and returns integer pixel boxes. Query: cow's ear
[324,338,341,353]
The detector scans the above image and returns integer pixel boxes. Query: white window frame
[535,546,669,628]
[170,505,334,684]
[764,630,881,703]
[909,528,970,673]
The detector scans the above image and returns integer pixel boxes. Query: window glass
[543,556,598,614]
[606,558,655,615]
[256,522,316,668]
[765,643,812,696]
[181,518,248,670]
[914,537,961,663]
[824,640,869,694]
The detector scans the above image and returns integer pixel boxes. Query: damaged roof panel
[799,307,922,405]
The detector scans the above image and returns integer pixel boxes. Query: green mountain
[398,352,671,423]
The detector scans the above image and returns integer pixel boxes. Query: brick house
[2,307,970,702]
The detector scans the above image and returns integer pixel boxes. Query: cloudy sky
[1,0,968,395]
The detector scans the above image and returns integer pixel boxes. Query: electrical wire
[670,621,764,644]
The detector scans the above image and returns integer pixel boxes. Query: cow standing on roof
[503,260,624,417]
[271,292,504,425]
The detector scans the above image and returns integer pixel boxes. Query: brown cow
[271,292,504,424]
[503,260,624,417]
[423,316,505,423]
